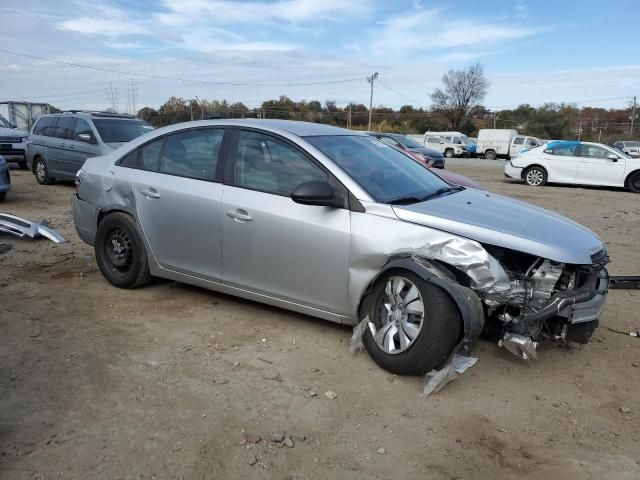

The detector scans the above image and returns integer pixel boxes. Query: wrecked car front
[382,187,609,357]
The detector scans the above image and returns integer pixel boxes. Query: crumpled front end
[480,246,609,358]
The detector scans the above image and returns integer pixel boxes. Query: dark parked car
[366,132,445,168]
[0,155,10,201]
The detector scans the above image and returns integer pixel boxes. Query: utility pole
[631,96,637,137]
[577,121,582,141]
[348,104,352,129]
[493,111,498,129]
[190,101,194,121]
[367,72,378,131]
[129,80,138,116]
[195,96,204,119]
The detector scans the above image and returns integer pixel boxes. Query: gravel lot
[1,160,639,479]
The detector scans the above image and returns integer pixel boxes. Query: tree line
[133,63,637,143]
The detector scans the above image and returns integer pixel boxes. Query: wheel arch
[624,169,640,188]
[97,206,137,227]
[357,256,484,347]
[523,163,547,179]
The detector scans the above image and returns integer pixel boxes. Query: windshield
[0,115,12,128]
[305,135,451,203]
[92,119,153,143]
[394,135,422,149]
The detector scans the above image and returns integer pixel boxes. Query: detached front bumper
[504,162,523,179]
[72,193,100,246]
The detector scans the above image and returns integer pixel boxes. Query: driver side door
[221,129,352,316]
[575,144,626,186]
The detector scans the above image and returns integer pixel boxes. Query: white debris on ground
[421,354,478,397]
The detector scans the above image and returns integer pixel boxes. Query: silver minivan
[27,111,153,184]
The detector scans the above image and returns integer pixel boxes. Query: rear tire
[485,150,497,160]
[444,149,454,158]
[95,212,151,289]
[626,171,640,193]
[34,157,55,185]
[362,270,462,375]
[524,166,547,186]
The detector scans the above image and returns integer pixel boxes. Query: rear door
[541,143,579,182]
[575,144,626,186]
[221,129,351,315]
[132,128,227,280]
[47,116,77,177]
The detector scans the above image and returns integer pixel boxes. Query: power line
[0,48,367,87]
[377,79,426,108]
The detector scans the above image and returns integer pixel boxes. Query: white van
[424,131,473,158]
[476,129,542,160]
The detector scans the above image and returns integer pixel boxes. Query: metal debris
[421,354,478,397]
[0,213,65,243]
[349,315,370,354]
[499,333,538,360]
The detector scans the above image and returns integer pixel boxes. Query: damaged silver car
[72,120,609,374]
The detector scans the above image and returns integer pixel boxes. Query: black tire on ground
[362,270,462,375]
[444,149,454,158]
[0,191,6,202]
[626,171,640,193]
[95,212,152,289]
[485,150,497,160]
[524,165,548,186]
[34,157,55,185]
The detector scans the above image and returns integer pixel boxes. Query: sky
[1,0,639,113]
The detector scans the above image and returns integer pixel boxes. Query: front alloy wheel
[371,276,424,354]
[525,166,547,186]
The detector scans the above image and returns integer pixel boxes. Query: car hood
[0,127,27,137]
[392,188,604,265]
[408,146,444,159]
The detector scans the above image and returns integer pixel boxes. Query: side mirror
[607,154,619,162]
[78,133,93,143]
[291,181,339,207]
[439,139,444,144]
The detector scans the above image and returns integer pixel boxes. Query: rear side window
[160,129,224,181]
[34,117,57,136]
[54,117,77,139]
[545,143,577,157]
[427,137,441,144]
[139,138,164,171]
[378,136,400,147]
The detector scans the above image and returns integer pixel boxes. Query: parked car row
[0,114,28,169]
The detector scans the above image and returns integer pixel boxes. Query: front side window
[139,138,164,171]
[513,137,525,145]
[305,135,449,203]
[526,138,538,146]
[34,117,57,136]
[234,131,327,196]
[160,129,224,181]
[579,145,612,159]
[53,117,77,139]
[453,137,463,145]
[73,118,94,141]
[92,119,154,143]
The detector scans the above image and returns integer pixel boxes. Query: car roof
[212,119,356,137]
[41,111,139,120]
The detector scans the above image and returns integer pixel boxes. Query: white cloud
[373,8,538,57]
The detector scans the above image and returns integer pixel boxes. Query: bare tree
[430,62,489,130]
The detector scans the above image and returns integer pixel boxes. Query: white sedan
[505,141,640,193]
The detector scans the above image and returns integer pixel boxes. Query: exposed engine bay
[481,246,609,359]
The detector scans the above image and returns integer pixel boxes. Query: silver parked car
[73,120,609,374]
[27,111,154,185]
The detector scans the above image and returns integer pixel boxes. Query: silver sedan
[73,119,609,374]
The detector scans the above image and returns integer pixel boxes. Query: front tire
[626,171,640,193]
[34,157,55,185]
[524,166,547,186]
[95,212,151,289]
[362,271,462,375]
[444,149,454,158]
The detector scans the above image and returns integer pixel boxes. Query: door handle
[141,188,161,199]
[60,143,67,148]
[226,209,253,222]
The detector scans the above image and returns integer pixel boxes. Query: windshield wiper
[386,195,426,205]
[420,185,465,201]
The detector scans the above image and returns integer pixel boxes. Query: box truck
[476,129,542,160]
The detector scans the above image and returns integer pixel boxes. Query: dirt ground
[1,160,639,480]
